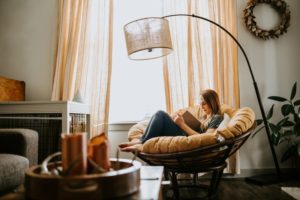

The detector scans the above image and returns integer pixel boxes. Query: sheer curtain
[51,0,113,137]
[163,0,240,173]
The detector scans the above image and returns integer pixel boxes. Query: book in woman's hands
[182,111,201,131]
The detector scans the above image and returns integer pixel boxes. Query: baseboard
[223,169,275,178]
[199,168,300,179]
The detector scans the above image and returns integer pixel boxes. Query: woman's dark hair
[201,89,221,115]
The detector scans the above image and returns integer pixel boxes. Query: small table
[132,166,164,200]
[0,166,164,200]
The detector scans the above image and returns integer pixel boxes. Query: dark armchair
[0,129,38,193]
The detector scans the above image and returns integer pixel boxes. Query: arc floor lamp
[123,14,281,185]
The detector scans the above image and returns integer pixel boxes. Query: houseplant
[254,82,300,164]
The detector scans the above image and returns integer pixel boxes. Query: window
[109,0,165,123]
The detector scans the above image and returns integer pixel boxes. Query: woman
[119,89,223,152]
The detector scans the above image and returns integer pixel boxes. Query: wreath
[243,0,291,40]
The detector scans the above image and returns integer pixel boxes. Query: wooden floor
[1,176,299,200]
[162,178,300,200]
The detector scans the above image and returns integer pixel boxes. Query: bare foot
[120,144,143,152]
[118,140,141,148]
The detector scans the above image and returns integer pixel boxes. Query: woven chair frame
[137,124,256,199]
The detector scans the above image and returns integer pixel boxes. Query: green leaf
[255,119,264,126]
[268,96,287,102]
[298,144,300,156]
[290,82,297,100]
[271,131,280,145]
[267,104,274,119]
[281,104,293,116]
[277,117,289,128]
[281,145,297,162]
[269,123,280,133]
[294,113,300,123]
[283,120,294,127]
[269,123,281,145]
[294,99,300,106]
[295,130,300,136]
[294,123,300,136]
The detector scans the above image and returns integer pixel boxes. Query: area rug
[281,187,300,199]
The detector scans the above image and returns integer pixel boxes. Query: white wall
[0,0,57,100]
[237,0,300,169]
[108,124,144,163]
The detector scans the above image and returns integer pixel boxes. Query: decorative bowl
[25,158,141,200]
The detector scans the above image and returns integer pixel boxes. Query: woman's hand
[170,109,185,120]
[174,113,199,136]
[170,112,177,120]
[173,114,185,128]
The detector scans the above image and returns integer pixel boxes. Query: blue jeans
[140,110,186,143]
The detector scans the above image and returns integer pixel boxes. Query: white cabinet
[0,101,90,162]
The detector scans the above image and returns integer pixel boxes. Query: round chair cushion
[0,154,29,192]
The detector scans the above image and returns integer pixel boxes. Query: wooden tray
[25,158,141,200]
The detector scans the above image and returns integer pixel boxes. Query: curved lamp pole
[124,14,281,183]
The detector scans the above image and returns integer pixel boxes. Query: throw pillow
[217,113,231,130]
